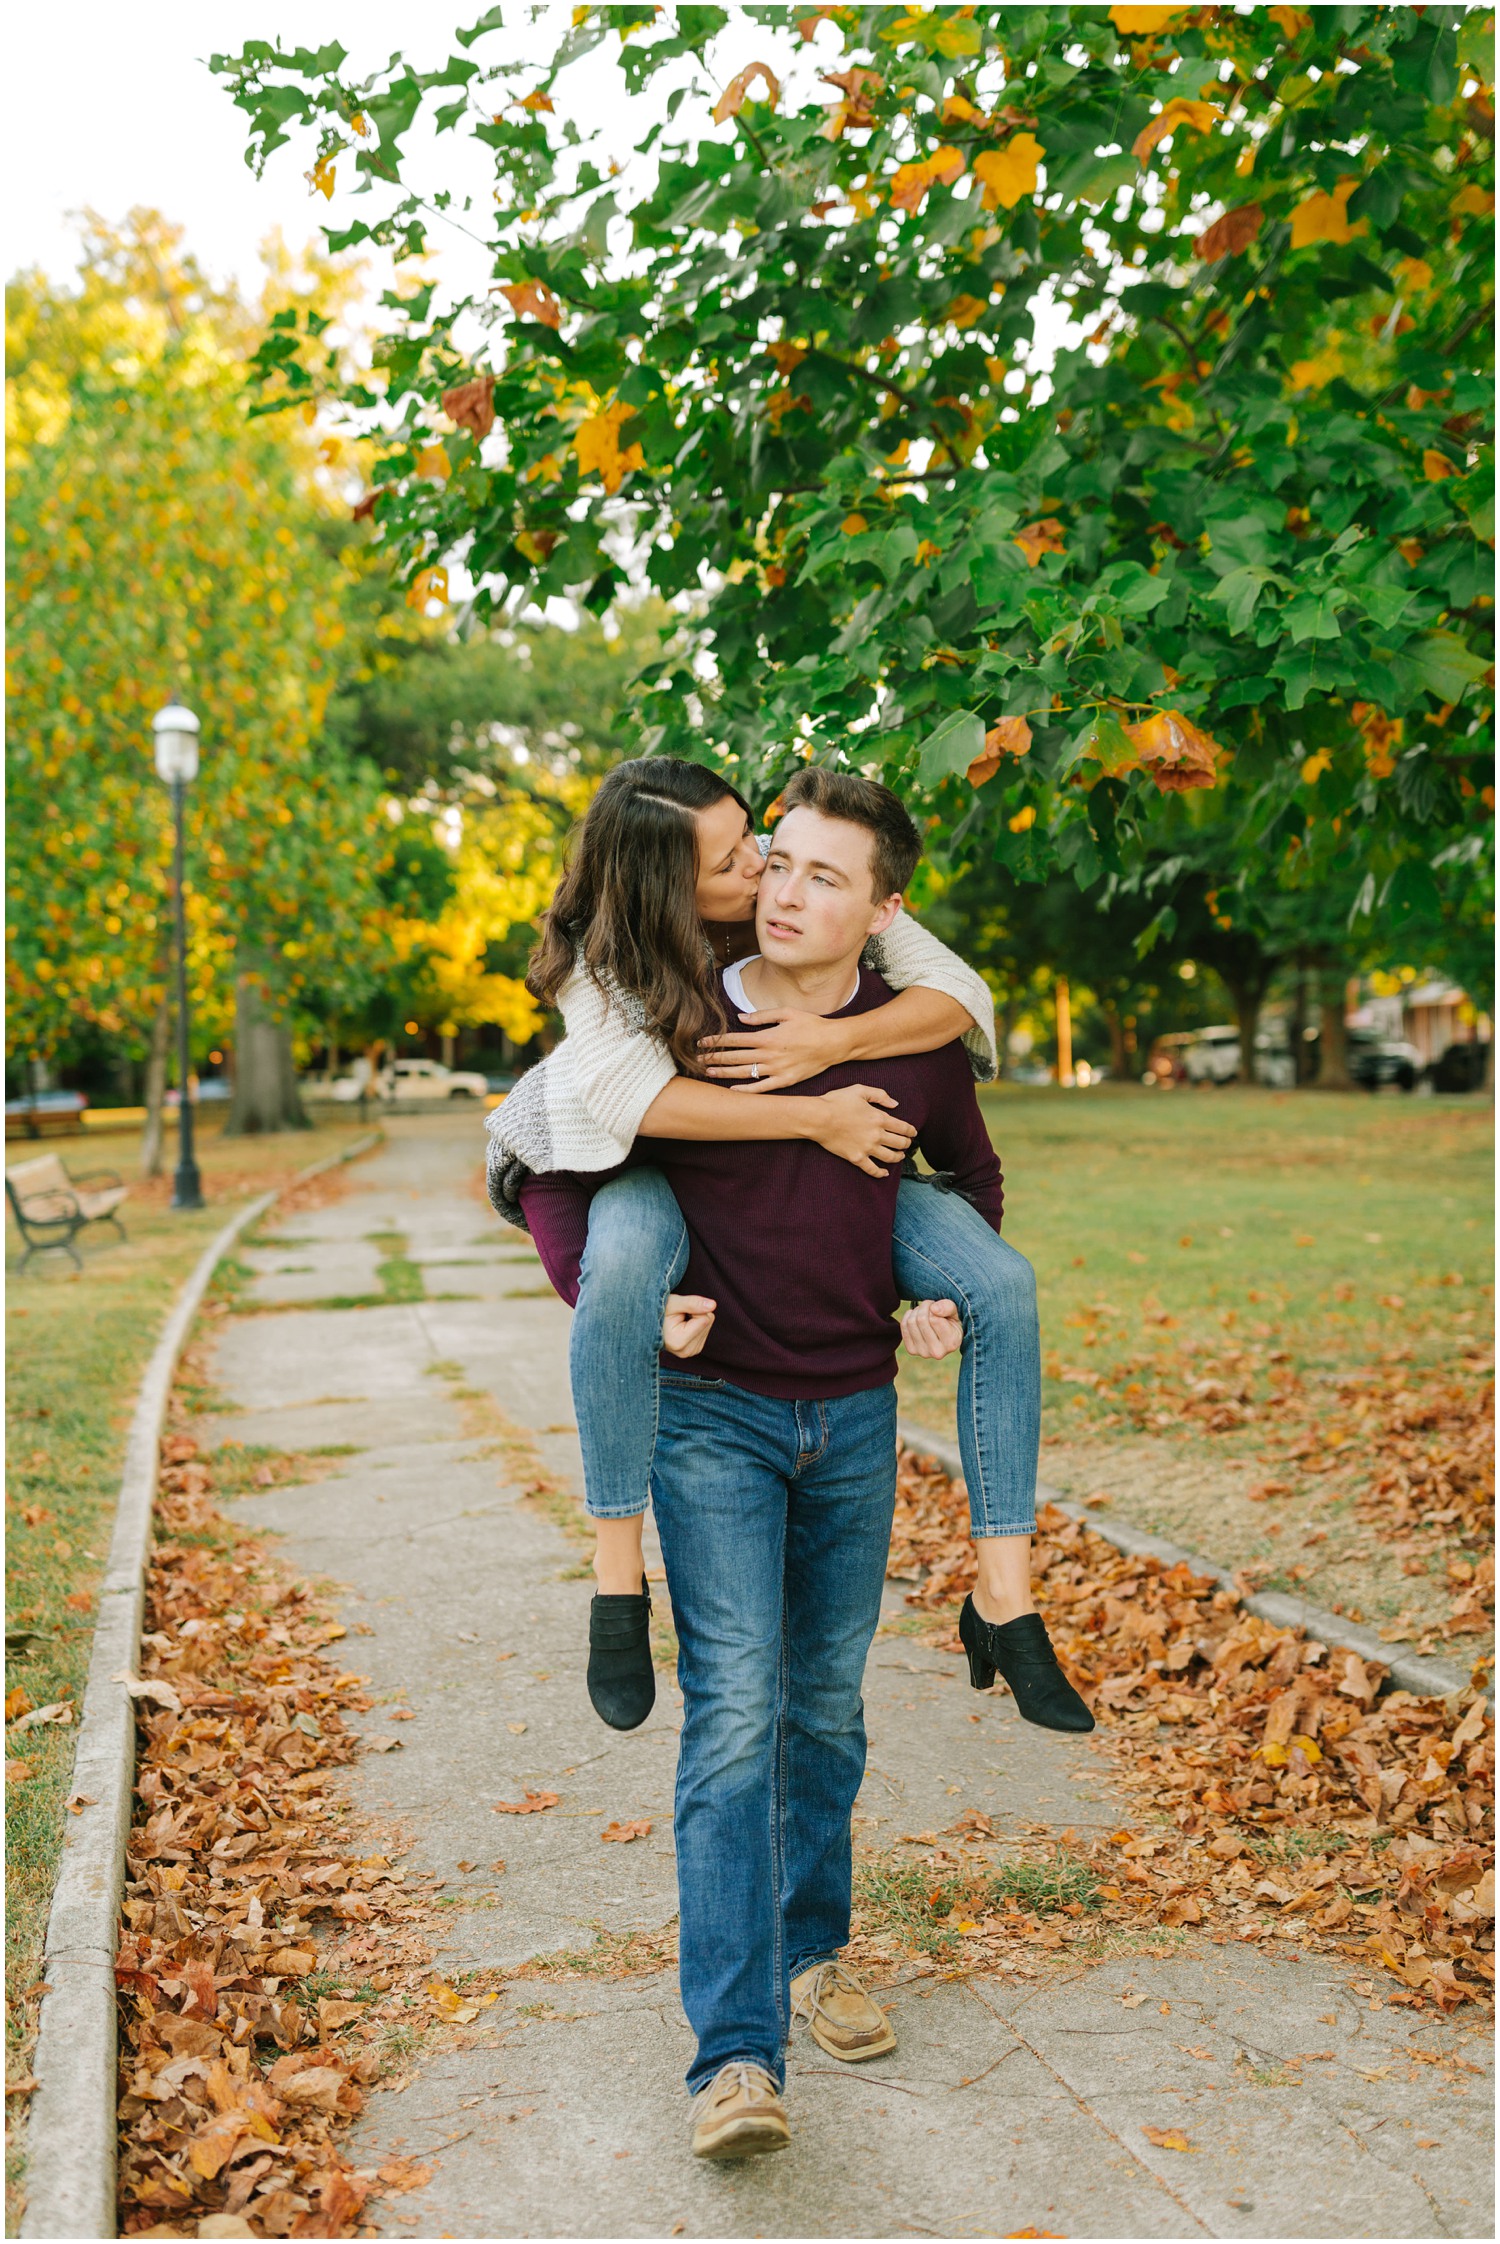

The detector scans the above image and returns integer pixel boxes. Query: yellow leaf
[1127,710,1222,793]
[1301,750,1332,784]
[842,513,869,535]
[1014,517,1065,567]
[940,93,987,125]
[574,401,644,493]
[890,146,966,213]
[713,61,780,125]
[1290,1733,1323,1764]
[500,280,563,329]
[1235,141,1257,178]
[947,292,991,330]
[973,133,1044,211]
[768,340,808,375]
[309,152,337,200]
[415,444,451,482]
[1142,2125,1195,2153]
[1288,340,1345,391]
[1133,98,1221,165]
[1008,804,1037,832]
[1396,255,1433,292]
[1267,5,1312,34]
[968,715,1032,786]
[519,89,555,113]
[1424,448,1456,482]
[406,567,449,610]
[913,539,942,566]
[1289,178,1365,249]
[1109,5,1181,28]
[1452,184,1496,219]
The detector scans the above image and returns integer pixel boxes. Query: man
[526,768,1009,2155]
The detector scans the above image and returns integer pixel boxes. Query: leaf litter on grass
[878,1448,1493,2011]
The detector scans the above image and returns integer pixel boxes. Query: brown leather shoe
[789,1960,897,2062]
[689,2062,791,2159]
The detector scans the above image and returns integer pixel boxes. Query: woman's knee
[579,1171,684,1295]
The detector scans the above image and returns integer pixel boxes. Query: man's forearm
[839,985,972,1062]
[640,1077,823,1142]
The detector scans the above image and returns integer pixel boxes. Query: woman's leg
[891,1178,1040,1620]
[570,1168,688,1588]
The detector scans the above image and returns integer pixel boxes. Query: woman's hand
[899,1298,963,1359]
[811,1085,917,1177]
[662,1293,716,1358]
[700,1008,854,1091]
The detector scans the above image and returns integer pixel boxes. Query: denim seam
[770,1600,790,2068]
[888,1228,1012,1536]
[638,1206,690,1515]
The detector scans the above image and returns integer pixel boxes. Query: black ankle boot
[958,1599,1094,1733]
[587,1580,656,1731]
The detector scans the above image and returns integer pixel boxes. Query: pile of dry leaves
[891,1450,1495,2010]
[116,1436,438,2239]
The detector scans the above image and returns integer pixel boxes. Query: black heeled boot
[958,1599,1094,1733]
[587,1579,656,1731]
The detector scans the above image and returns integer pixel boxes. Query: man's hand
[900,1298,963,1360]
[662,1293,717,1358]
[700,1008,855,1091]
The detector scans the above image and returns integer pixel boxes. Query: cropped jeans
[651,1373,897,2092]
[568,1167,1039,1538]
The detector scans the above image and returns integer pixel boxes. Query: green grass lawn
[899,1084,1493,1648]
[4,1117,376,2106]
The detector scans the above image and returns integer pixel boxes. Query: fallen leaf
[263,1947,316,1976]
[6,1760,35,1785]
[8,1700,73,1734]
[507,1721,528,1734]
[1119,1989,1148,2008]
[318,1998,366,2030]
[112,1671,183,1713]
[65,1791,96,1813]
[4,1688,32,1722]
[4,2076,37,2098]
[602,1819,653,1843]
[363,1735,403,1753]
[494,1790,560,1815]
[1143,2125,1194,2152]
[377,2158,435,2193]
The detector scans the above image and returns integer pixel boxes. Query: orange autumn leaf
[1014,517,1065,568]
[1008,804,1037,832]
[602,1818,653,1843]
[1133,98,1221,164]
[822,66,883,138]
[1143,2125,1195,2152]
[574,401,645,494]
[518,88,555,113]
[890,146,966,213]
[968,715,1032,786]
[1424,448,1457,482]
[1109,5,1182,28]
[767,340,808,376]
[1289,179,1365,249]
[1194,202,1262,261]
[1353,702,1403,780]
[414,444,451,482]
[441,375,496,439]
[406,566,448,609]
[947,292,991,330]
[492,1788,560,1814]
[842,512,869,535]
[1126,710,1222,793]
[713,61,780,125]
[500,280,563,329]
[973,133,1043,210]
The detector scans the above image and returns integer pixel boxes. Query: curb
[20,1131,380,2242]
[895,1419,1472,1705]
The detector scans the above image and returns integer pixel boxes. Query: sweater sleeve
[556,963,678,1150]
[519,1172,594,1306]
[864,909,997,1082]
[913,1049,1005,1234]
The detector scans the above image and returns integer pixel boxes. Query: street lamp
[152,702,204,1211]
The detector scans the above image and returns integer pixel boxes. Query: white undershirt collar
[723,954,861,1016]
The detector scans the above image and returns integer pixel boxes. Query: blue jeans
[569,1169,1038,1536]
[651,1374,897,2093]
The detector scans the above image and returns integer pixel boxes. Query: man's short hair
[779,767,922,899]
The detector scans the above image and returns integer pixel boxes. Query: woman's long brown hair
[527,757,754,1076]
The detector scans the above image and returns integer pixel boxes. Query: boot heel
[965,1646,996,1691]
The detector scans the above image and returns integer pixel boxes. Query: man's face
[756,806,901,969]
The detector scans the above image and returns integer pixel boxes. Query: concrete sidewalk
[198,1116,1493,2239]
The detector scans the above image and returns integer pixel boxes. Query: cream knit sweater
[485,908,995,1219]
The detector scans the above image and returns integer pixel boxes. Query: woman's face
[692,795,763,923]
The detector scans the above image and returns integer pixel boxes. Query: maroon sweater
[520,966,1004,1402]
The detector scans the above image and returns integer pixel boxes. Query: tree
[6,214,394,1138]
[214,2,1493,957]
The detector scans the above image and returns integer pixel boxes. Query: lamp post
[152,702,204,1211]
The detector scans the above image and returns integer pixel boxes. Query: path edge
[895,1418,1473,1703]
[20,1131,380,2242]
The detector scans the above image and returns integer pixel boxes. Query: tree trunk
[1224,979,1262,1086]
[140,993,171,1177]
[1316,964,1353,1090]
[1103,1000,1128,1078]
[440,1029,456,1069]
[327,1026,340,1082]
[1054,976,1073,1086]
[225,971,309,1135]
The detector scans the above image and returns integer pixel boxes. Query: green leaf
[916,710,984,785]
[1214,566,1278,636]
[1408,630,1491,704]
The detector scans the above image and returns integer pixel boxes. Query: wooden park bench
[5,1154,130,1272]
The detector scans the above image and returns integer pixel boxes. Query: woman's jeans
[569,1168,1039,1536]
[651,1373,896,2092]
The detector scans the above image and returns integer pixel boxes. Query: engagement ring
[750,1063,761,1081]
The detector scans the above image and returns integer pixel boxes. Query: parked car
[1179,1025,1296,1089]
[1428,1039,1489,1094]
[382,1058,489,1101]
[1347,1030,1422,1092]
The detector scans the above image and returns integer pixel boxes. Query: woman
[487,757,1089,1737]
